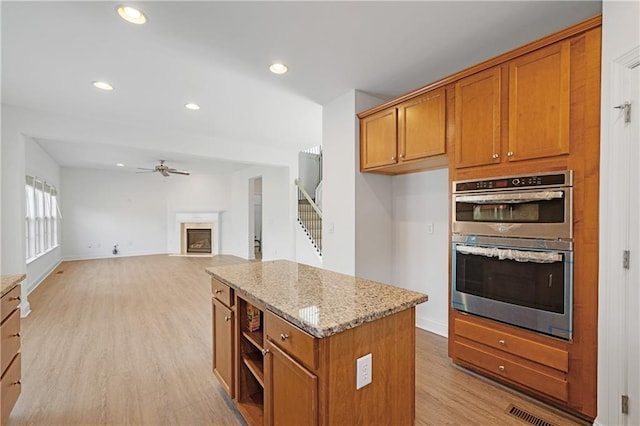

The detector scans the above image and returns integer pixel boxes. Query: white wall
[322,90,386,276]
[597,2,640,425]
[227,165,294,261]
[165,173,232,254]
[354,91,393,284]
[62,168,234,259]
[392,169,449,336]
[24,137,62,299]
[61,168,169,259]
[1,107,27,276]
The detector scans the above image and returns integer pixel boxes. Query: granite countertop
[1,274,26,298]
[206,260,428,338]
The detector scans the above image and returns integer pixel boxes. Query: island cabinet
[454,40,571,170]
[359,87,447,175]
[207,260,428,426]
[212,278,234,397]
[1,276,24,426]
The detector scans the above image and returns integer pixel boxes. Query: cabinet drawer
[0,286,20,322]
[455,341,568,402]
[0,352,21,426]
[211,279,233,307]
[1,309,20,374]
[265,310,317,371]
[455,318,568,372]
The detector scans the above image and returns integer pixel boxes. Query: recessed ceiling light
[269,63,288,74]
[117,5,147,24]
[93,81,114,91]
[184,103,200,111]
[116,163,125,167]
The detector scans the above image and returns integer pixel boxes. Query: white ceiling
[1,1,602,175]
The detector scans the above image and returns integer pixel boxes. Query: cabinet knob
[14,380,21,386]
[280,333,289,341]
[261,349,270,356]
[507,151,514,157]
[498,339,505,346]
[391,156,396,161]
[399,154,405,159]
[224,316,231,322]
[11,296,21,302]
[13,332,20,338]
[498,365,505,372]
[492,153,499,159]
[214,289,222,294]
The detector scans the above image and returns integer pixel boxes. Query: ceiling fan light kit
[136,160,190,177]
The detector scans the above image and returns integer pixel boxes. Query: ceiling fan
[136,160,191,177]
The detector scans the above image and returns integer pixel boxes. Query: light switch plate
[356,353,372,390]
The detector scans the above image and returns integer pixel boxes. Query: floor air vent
[505,404,555,426]
[56,270,64,274]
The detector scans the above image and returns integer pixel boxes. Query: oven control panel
[454,171,572,192]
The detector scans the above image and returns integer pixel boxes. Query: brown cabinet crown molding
[357,14,601,120]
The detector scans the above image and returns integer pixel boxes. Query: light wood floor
[8,255,587,425]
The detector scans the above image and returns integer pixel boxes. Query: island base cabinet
[212,298,234,397]
[264,341,318,426]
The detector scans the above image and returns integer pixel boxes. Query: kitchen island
[206,260,427,426]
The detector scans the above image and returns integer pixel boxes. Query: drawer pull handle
[214,289,223,294]
[498,339,505,346]
[261,349,270,356]
[280,333,289,341]
[224,316,231,322]
[498,365,505,372]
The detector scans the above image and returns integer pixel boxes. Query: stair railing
[294,178,322,254]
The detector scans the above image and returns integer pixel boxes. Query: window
[25,176,59,261]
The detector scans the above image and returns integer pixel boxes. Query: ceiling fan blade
[135,170,157,174]
[137,167,156,171]
[160,169,170,177]
[169,170,191,176]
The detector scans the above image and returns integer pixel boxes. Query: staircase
[295,179,322,256]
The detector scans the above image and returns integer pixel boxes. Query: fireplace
[186,228,211,253]
[176,212,220,256]
[180,222,214,255]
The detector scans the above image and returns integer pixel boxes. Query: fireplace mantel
[176,212,221,255]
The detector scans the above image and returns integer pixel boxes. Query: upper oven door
[452,188,572,240]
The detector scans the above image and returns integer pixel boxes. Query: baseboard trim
[62,251,169,261]
[416,317,448,338]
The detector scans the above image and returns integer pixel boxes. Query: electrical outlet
[426,223,434,234]
[356,353,372,390]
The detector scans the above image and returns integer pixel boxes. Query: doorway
[600,46,639,426]
[249,177,262,260]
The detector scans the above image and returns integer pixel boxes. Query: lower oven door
[452,236,573,340]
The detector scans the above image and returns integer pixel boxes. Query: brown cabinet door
[212,298,234,397]
[360,108,398,170]
[454,67,502,168]
[398,87,446,162]
[508,41,570,162]
[264,340,318,426]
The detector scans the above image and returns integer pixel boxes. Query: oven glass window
[455,250,565,313]
[456,196,565,223]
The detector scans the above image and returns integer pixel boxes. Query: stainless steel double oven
[451,171,573,340]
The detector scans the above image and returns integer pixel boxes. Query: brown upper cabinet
[360,88,446,174]
[508,41,570,162]
[454,67,502,168]
[454,40,571,169]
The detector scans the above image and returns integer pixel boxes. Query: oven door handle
[456,244,563,263]
[455,190,564,204]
